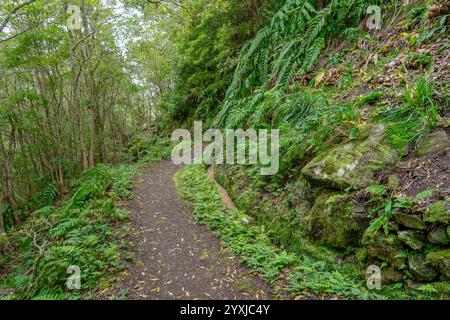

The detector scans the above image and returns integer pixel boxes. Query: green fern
[300,37,325,74]
[217,0,370,126]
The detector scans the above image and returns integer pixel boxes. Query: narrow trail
[118,160,272,300]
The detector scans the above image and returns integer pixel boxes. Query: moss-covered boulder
[415,130,450,157]
[302,124,397,190]
[426,249,450,279]
[428,228,449,245]
[362,230,405,268]
[393,213,426,230]
[423,200,450,224]
[305,193,369,249]
[381,266,403,285]
[398,230,426,251]
[408,254,438,282]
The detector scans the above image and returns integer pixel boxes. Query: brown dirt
[377,144,450,202]
[113,160,273,300]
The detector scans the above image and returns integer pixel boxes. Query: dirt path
[117,160,272,300]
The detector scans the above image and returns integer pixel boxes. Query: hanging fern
[216,0,372,127]
[300,37,325,74]
[304,5,331,47]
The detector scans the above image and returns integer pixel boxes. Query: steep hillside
[170,0,450,299]
[1,0,448,301]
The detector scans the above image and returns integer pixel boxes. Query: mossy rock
[425,249,450,279]
[415,131,450,157]
[423,200,450,224]
[381,266,403,285]
[408,254,438,282]
[305,192,370,249]
[393,213,426,230]
[428,228,449,245]
[362,229,405,268]
[302,124,397,190]
[397,230,426,251]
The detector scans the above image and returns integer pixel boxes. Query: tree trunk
[2,161,20,226]
[68,29,89,170]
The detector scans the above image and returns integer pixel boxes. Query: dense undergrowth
[177,165,449,299]
[2,0,448,301]
[0,164,135,299]
[0,138,173,300]
[165,0,449,300]
[176,165,298,283]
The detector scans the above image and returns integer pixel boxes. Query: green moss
[305,193,368,249]
[215,165,318,253]
[423,201,450,224]
[426,249,450,279]
[355,92,383,108]
[415,131,450,157]
[362,230,406,268]
[302,124,397,190]
[356,247,368,262]
[384,119,423,151]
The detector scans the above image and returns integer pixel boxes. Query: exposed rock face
[393,213,427,230]
[415,130,450,157]
[398,230,426,251]
[302,124,397,190]
[408,254,438,282]
[426,249,450,279]
[362,230,405,268]
[305,193,369,248]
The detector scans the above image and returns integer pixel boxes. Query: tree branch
[0,0,37,33]
[147,0,191,17]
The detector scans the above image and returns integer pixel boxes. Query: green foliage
[406,52,432,69]
[0,0,154,231]
[355,92,383,108]
[378,75,438,149]
[159,0,266,123]
[368,199,393,234]
[0,163,136,299]
[176,165,297,281]
[220,0,370,111]
[128,136,173,163]
[178,164,390,298]
[28,185,59,210]
[366,183,388,197]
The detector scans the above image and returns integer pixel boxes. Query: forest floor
[113,160,272,300]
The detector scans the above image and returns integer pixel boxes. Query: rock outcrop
[302,125,397,190]
[415,130,450,157]
[305,193,369,248]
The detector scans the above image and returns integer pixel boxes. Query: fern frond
[300,37,325,74]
